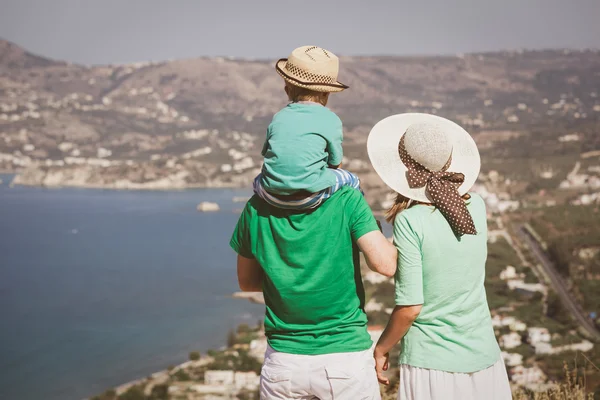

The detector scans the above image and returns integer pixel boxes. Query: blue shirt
[260,102,343,195]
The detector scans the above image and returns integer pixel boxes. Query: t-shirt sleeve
[393,213,424,305]
[229,204,254,259]
[326,115,344,166]
[349,191,380,242]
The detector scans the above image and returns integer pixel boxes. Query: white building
[510,365,546,386]
[507,280,546,295]
[500,266,519,280]
[499,332,522,349]
[511,321,527,332]
[534,342,554,355]
[528,327,551,345]
[491,315,516,328]
[249,338,268,361]
[204,370,234,386]
[234,371,260,390]
[501,352,523,367]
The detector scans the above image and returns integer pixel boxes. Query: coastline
[9,175,247,191]
[10,180,245,191]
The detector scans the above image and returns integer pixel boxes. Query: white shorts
[260,345,381,400]
[398,357,512,400]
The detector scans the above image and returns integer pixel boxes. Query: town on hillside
[2,40,600,398]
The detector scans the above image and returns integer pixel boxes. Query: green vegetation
[148,384,168,400]
[188,351,200,361]
[485,238,527,309]
[205,349,262,374]
[118,386,145,400]
[172,369,191,381]
[530,204,600,318]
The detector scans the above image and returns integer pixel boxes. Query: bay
[0,175,263,400]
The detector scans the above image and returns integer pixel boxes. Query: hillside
[1,39,600,200]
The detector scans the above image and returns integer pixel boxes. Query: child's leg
[253,174,326,210]
[253,170,361,210]
[329,169,362,193]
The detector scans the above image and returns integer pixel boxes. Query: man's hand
[374,348,390,385]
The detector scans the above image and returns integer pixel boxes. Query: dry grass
[513,363,597,400]
[380,361,599,400]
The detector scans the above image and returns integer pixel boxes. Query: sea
[0,175,265,400]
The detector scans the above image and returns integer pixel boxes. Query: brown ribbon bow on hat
[399,136,477,236]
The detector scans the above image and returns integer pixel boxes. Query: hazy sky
[1,0,599,65]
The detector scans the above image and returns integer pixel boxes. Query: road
[518,225,600,341]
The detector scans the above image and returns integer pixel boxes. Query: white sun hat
[275,45,348,93]
[367,113,480,203]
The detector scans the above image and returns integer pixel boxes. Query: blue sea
[0,175,264,400]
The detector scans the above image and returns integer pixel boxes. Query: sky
[1,0,599,65]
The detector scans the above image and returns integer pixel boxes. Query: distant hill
[1,39,599,196]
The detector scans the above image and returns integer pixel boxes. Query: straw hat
[276,46,348,93]
[367,113,480,203]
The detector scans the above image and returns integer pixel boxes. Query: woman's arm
[236,254,264,292]
[357,231,397,277]
[374,304,422,384]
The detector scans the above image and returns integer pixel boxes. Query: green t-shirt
[260,102,343,195]
[230,187,377,355]
[393,193,500,373]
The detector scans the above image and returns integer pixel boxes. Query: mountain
[1,39,599,203]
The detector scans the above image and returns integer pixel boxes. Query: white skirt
[398,358,512,400]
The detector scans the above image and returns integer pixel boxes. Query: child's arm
[326,117,344,169]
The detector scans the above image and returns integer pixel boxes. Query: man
[230,186,397,399]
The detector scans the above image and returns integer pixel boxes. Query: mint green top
[260,102,343,195]
[393,193,500,373]
[230,187,377,355]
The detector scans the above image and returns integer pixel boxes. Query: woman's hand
[374,347,390,385]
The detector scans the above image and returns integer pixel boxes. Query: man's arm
[236,254,264,292]
[357,230,397,277]
[374,304,422,384]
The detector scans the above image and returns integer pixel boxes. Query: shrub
[189,351,200,361]
[118,386,145,400]
[149,383,169,400]
[172,369,191,381]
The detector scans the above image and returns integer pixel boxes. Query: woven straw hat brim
[276,59,348,93]
[367,113,480,203]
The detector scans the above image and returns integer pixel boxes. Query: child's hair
[285,82,329,106]
[385,192,472,224]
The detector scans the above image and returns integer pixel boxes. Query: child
[253,45,361,210]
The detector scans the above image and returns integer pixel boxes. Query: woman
[367,113,512,400]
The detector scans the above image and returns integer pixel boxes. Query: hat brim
[276,59,348,93]
[367,113,480,203]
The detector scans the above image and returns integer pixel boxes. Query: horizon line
[2,36,599,68]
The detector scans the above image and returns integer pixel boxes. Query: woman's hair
[385,193,415,224]
[385,192,472,224]
[285,82,329,106]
